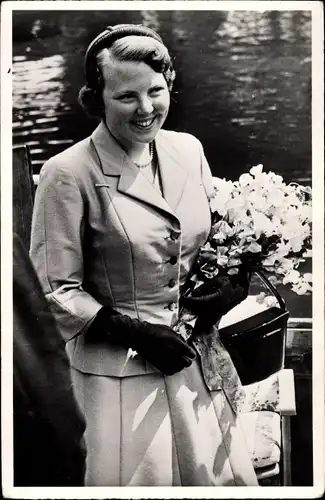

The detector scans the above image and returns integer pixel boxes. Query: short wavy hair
[78,30,176,119]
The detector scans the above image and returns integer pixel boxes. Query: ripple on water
[13,54,66,170]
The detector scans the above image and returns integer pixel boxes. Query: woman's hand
[180,268,250,335]
[108,316,197,375]
[88,307,196,375]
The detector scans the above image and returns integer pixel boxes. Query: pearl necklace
[132,142,154,169]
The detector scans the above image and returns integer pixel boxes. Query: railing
[13,145,35,249]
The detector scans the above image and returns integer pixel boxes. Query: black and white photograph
[1,1,324,498]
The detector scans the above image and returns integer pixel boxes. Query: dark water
[12,10,311,185]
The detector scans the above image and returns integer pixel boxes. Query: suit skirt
[71,358,258,486]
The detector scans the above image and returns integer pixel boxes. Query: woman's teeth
[134,118,155,128]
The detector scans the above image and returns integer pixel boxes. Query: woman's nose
[137,96,154,115]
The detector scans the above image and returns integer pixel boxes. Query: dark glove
[180,268,250,335]
[88,307,196,376]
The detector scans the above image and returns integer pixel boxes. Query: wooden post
[286,320,313,486]
[281,415,292,485]
[13,145,35,250]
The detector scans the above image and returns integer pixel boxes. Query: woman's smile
[131,116,156,130]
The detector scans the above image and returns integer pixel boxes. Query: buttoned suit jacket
[30,122,214,377]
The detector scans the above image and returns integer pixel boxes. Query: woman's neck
[104,122,151,163]
[126,143,151,164]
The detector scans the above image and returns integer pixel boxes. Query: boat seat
[239,369,296,485]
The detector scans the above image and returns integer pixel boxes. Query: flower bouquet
[175,164,312,384]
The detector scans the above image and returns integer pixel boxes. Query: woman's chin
[129,120,162,142]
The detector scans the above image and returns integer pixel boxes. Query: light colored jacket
[30,122,214,377]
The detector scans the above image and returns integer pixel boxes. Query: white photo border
[2,1,324,498]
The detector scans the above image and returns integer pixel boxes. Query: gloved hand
[88,307,196,376]
[180,268,250,335]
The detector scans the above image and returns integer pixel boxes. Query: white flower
[256,293,279,307]
[267,188,286,208]
[291,281,312,295]
[247,195,269,213]
[262,253,278,266]
[238,173,252,186]
[268,172,284,186]
[251,210,274,238]
[256,292,267,304]
[283,270,301,285]
[226,193,248,223]
[209,177,234,216]
[285,192,300,207]
[212,176,232,191]
[216,247,229,267]
[211,233,226,245]
[211,220,235,244]
[276,242,291,257]
[297,204,312,223]
[277,258,296,273]
[231,211,252,228]
[250,164,263,177]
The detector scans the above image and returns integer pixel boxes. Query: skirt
[71,359,258,486]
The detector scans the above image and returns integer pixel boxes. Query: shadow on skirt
[71,359,258,486]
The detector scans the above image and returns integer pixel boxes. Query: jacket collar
[91,121,188,218]
[91,121,128,176]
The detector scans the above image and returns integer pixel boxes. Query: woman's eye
[117,94,135,101]
[150,87,164,95]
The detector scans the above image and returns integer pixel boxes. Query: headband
[85,24,164,87]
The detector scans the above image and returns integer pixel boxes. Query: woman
[30,24,258,486]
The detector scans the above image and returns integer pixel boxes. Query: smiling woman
[78,30,175,175]
[29,23,259,487]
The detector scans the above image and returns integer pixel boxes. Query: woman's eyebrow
[114,89,137,97]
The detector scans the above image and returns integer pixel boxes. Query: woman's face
[101,55,170,149]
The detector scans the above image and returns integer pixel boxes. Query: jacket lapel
[91,122,188,219]
[155,131,189,213]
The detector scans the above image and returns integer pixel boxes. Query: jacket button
[168,278,176,288]
[169,256,177,265]
[170,230,180,241]
[168,302,177,311]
